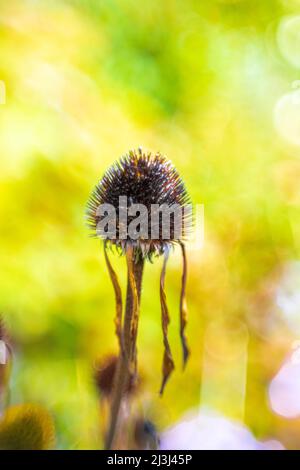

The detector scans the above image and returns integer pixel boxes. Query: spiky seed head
[86,148,192,258]
[0,404,56,450]
[94,355,138,398]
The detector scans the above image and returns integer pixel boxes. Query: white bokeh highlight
[277,15,300,68]
[274,89,300,147]
[269,347,300,418]
[276,260,300,334]
[160,409,284,450]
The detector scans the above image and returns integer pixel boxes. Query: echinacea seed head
[87,149,191,400]
[94,355,138,399]
[86,148,192,259]
[0,404,55,450]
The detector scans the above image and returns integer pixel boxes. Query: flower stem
[105,252,144,450]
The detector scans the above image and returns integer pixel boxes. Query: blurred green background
[2,0,300,449]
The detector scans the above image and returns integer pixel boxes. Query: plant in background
[0,316,12,414]
[94,354,139,400]
[94,354,140,448]
[0,316,56,450]
[0,404,55,450]
[133,418,160,450]
[87,148,192,449]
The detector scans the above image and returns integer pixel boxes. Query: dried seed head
[86,148,192,259]
[0,404,55,450]
[94,355,138,399]
[87,149,191,398]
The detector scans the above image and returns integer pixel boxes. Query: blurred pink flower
[160,409,283,450]
[269,352,300,418]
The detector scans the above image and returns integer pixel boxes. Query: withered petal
[104,241,124,356]
[179,242,190,367]
[159,249,175,395]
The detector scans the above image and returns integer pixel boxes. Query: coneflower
[87,148,192,449]
[94,354,139,399]
[0,404,55,450]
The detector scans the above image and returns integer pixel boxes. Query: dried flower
[94,355,138,399]
[87,148,192,449]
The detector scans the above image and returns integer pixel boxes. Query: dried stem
[105,249,144,450]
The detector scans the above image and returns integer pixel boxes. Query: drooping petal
[159,249,175,395]
[104,241,124,356]
[180,242,190,367]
